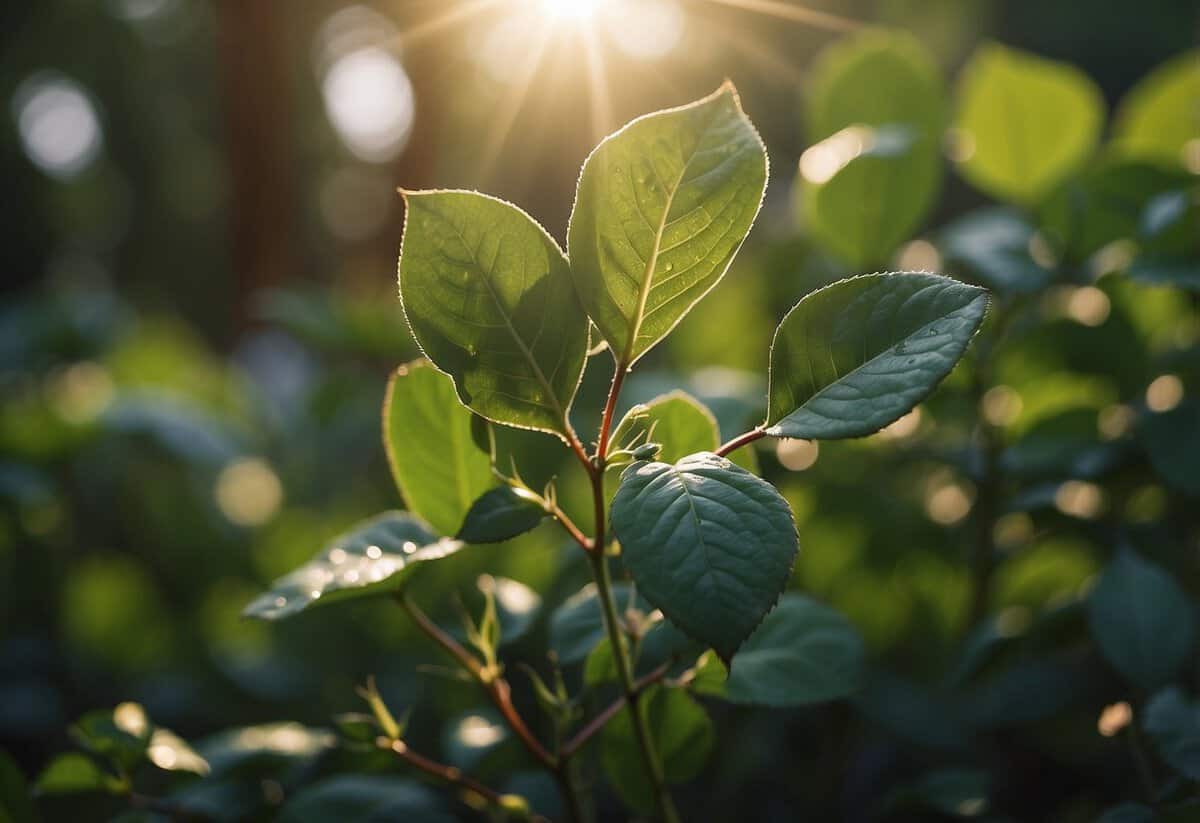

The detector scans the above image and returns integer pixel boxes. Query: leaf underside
[399,190,589,438]
[567,83,768,365]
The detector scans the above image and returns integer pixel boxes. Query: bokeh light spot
[322,47,415,163]
[1145,373,1183,412]
[604,0,684,59]
[13,72,104,180]
[776,438,818,471]
[215,458,283,527]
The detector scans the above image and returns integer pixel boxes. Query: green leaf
[687,651,729,699]
[398,190,589,438]
[243,512,463,620]
[1096,804,1155,823]
[765,273,987,440]
[72,703,151,772]
[953,42,1104,205]
[455,487,546,544]
[0,750,35,823]
[1143,687,1200,781]
[611,452,798,662]
[471,414,565,491]
[724,594,865,706]
[938,207,1053,294]
[600,686,713,812]
[549,583,642,664]
[1086,549,1196,689]
[801,29,946,267]
[383,360,495,537]
[277,776,454,823]
[1113,49,1200,167]
[610,390,721,462]
[1140,401,1200,495]
[567,83,767,365]
[34,754,113,797]
[584,638,618,687]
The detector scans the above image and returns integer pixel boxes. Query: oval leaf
[456,487,547,544]
[384,360,494,536]
[1113,49,1200,167]
[725,594,865,706]
[243,512,462,620]
[35,754,112,796]
[567,83,768,365]
[1087,549,1197,689]
[550,583,643,664]
[611,452,798,662]
[765,272,988,440]
[801,29,946,267]
[398,190,589,438]
[953,42,1104,205]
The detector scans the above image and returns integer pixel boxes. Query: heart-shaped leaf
[766,272,988,440]
[567,83,767,365]
[1087,549,1196,689]
[953,42,1104,205]
[455,487,547,544]
[384,360,494,536]
[398,190,589,439]
[611,452,798,662]
[725,594,865,706]
[243,512,462,620]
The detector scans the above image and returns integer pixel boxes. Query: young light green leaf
[384,360,494,537]
[1143,687,1200,781]
[35,754,114,796]
[765,273,988,440]
[611,452,798,663]
[455,487,547,544]
[1087,549,1197,689]
[801,30,947,268]
[567,83,768,365]
[600,686,714,813]
[953,42,1104,205]
[724,594,865,707]
[243,512,462,620]
[1113,49,1200,167]
[398,190,589,438]
[611,390,721,461]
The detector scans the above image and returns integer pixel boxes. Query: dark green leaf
[1087,550,1196,689]
[1143,687,1200,781]
[1095,804,1155,823]
[455,487,546,544]
[384,360,494,536]
[34,754,113,797]
[1140,401,1200,495]
[939,207,1053,294]
[243,512,463,620]
[765,273,987,440]
[611,452,798,662]
[725,594,865,706]
[567,83,767,365]
[277,776,454,823]
[600,686,713,812]
[398,190,589,438]
[953,42,1104,204]
[72,703,151,772]
[549,583,642,665]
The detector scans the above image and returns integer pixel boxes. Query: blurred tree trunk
[214,0,291,339]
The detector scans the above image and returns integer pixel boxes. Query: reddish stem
[715,427,766,458]
[561,661,671,758]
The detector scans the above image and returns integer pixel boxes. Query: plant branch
[398,593,557,770]
[715,427,765,458]
[549,502,595,553]
[561,661,672,758]
[381,737,549,822]
[596,360,628,463]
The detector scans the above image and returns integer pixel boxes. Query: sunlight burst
[540,0,604,21]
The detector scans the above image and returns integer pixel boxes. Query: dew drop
[274,596,287,608]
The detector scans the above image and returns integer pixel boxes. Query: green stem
[588,550,681,823]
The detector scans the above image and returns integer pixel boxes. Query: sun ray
[396,0,505,48]
[694,16,807,87]
[475,19,557,181]
[580,26,614,142]
[700,0,861,33]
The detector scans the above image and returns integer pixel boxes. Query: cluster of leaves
[4,26,1198,823]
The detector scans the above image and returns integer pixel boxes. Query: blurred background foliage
[1,0,1198,820]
